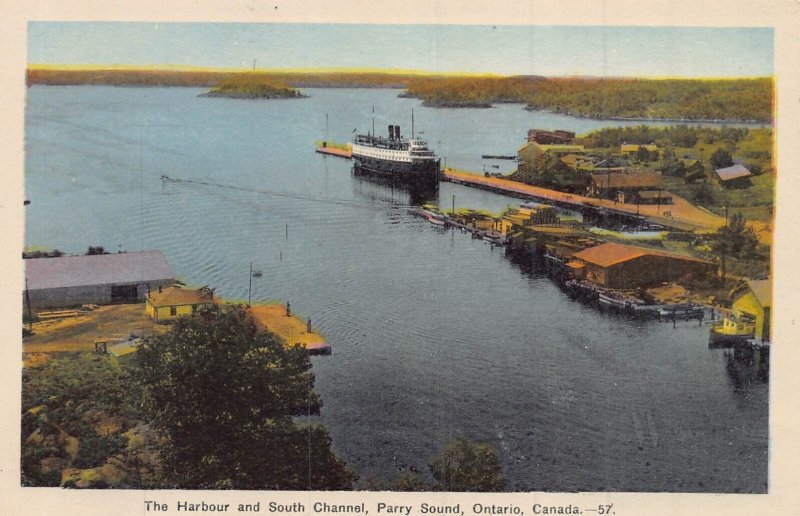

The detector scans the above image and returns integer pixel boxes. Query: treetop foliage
[135,304,354,489]
[428,437,505,492]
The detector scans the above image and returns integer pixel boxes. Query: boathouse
[567,242,715,290]
[730,279,771,341]
[146,285,216,322]
[24,250,174,310]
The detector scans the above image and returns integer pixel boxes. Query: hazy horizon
[28,23,773,79]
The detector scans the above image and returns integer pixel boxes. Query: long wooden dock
[442,169,726,232]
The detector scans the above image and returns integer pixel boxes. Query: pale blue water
[24,86,768,492]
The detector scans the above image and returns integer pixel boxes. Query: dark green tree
[135,304,355,489]
[428,437,504,492]
[712,212,758,260]
[692,181,715,205]
[710,148,734,170]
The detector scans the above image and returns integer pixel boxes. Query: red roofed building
[569,242,716,289]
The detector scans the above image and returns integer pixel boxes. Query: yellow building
[146,285,216,322]
[499,206,559,235]
[730,279,771,341]
[518,141,586,163]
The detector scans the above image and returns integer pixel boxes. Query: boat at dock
[351,112,441,187]
[418,204,448,226]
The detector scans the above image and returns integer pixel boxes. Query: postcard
[2,1,799,515]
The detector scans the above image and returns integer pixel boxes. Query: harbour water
[24,86,768,492]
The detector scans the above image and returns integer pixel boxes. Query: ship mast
[411,108,415,139]
[372,105,375,137]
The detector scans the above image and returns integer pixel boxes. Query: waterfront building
[589,171,666,204]
[518,141,586,163]
[24,250,174,310]
[567,242,716,290]
[730,279,771,342]
[499,206,559,235]
[145,285,216,322]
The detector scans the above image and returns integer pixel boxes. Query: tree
[713,212,758,260]
[86,246,107,255]
[692,182,715,205]
[428,437,504,492]
[710,148,734,170]
[135,304,355,489]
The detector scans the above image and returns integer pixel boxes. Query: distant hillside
[26,68,417,89]
[26,67,773,122]
[402,76,773,122]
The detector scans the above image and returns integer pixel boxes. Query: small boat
[419,204,447,226]
[482,232,506,245]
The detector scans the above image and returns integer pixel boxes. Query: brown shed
[570,242,716,289]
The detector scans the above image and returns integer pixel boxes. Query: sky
[27,23,774,77]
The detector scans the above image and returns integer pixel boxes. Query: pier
[442,168,725,232]
[247,303,331,355]
[315,142,352,159]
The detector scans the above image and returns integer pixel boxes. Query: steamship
[351,122,441,187]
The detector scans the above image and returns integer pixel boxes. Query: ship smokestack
[396,126,401,139]
[388,125,394,139]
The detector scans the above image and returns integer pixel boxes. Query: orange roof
[572,242,711,268]
[147,286,215,308]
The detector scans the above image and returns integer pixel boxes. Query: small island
[200,76,308,99]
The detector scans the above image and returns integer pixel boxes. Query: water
[24,86,768,492]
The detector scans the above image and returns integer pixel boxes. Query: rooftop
[591,172,663,189]
[572,242,711,268]
[147,285,215,308]
[25,250,174,291]
[744,279,771,307]
[715,164,752,181]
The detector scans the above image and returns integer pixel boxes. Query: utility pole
[657,188,662,215]
[24,278,33,332]
[248,262,253,307]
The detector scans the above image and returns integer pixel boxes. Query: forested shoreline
[27,68,773,122]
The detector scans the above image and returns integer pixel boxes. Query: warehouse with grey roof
[24,250,175,310]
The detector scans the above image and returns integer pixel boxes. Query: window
[170,306,177,316]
